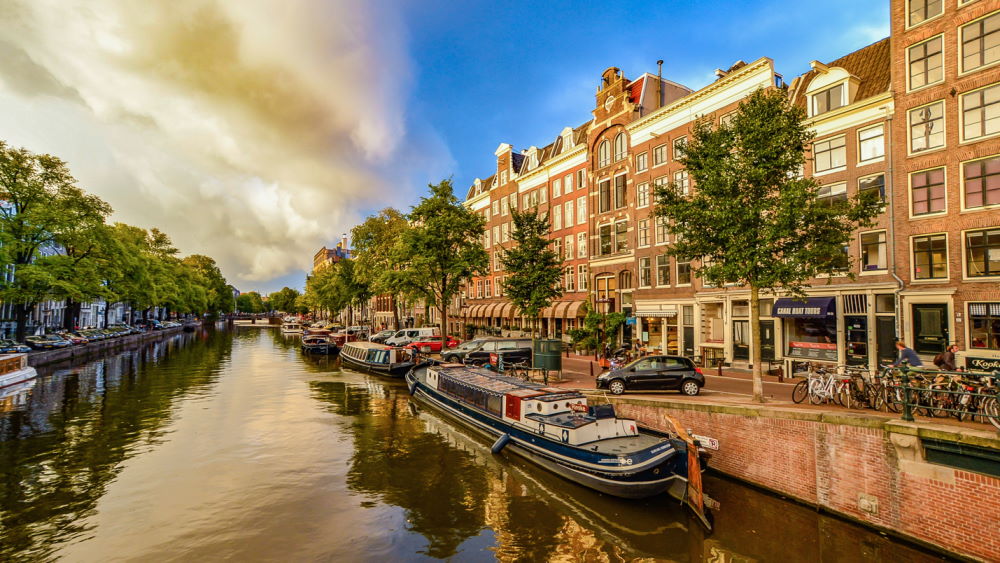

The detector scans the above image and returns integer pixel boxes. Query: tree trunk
[391,294,400,330]
[63,299,80,331]
[14,303,29,341]
[439,302,448,338]
[104,302,112,328]
[750,286,764,403]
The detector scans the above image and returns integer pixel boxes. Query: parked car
[407,335,461,354]
[25,335,73,350]
[136,319,162,330]
[369,330,396,344]
[0,340,31,353]
[385,327,439,347]
[441,337,533,366]
[596,355,704,396]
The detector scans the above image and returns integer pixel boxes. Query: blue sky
[396,0,889,196]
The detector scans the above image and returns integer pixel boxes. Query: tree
[0,142,112,339]
[182,255,233,315]
[654,88,883,402]
[500,209,563,337]
[268,287,301,313]
[393,179,487,337]
[236,291,265,313]
[351,208,409,329]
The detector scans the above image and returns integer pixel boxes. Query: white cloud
[0,0,432,291]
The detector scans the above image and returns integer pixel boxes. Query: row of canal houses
[454,0,1000,375]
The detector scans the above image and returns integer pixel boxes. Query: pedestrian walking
[933,344,959,371]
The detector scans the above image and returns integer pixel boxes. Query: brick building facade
[457,1,1000,374]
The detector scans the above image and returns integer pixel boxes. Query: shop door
[912,304,949,355]
[876,317,896,364]
[733,320,750,360]
[758,320,775,361]
[683,326,695,358]
[845,316,868,366]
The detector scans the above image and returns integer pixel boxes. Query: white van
[385,327,439,347]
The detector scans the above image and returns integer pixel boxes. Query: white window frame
[637,218,650,248]
[637,182,649,208]
[552,205,562,231]
[577,264,588,291]
[961,154,1000,211]
[908,100,947,155]
[577,196,587,224]
[959,10,1000,76]
[910,232,950,282]
[962,226,1000,280]
[813,135,847,175]
[858,124,886,164]
[636,152,648,172]
[859,230,888,274]
[906,0,945,29]
[564,200,574,228]
[553,177,562,199]
[959,82,1000,143]
[810,83,847,117]
[565,235,574,261]
[652,144,667,167]
[906,34,945,92]
[577,232,587,258]
[638,257,652,288]
[576,169,586,190]
[676,260,692,287]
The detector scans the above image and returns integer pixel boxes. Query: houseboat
[0,354,38,389]
[340,342,415,378]
[280,320,303,334]
[301,334,339,357]
[405,362,713,529]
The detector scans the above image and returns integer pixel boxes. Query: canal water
[0,327,949,562]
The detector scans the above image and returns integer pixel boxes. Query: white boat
[0,354,38,389]
[280,321,303,334]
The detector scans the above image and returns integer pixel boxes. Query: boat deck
[584,434,667,455]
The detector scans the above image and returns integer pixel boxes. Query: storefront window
[785,316,838,362]
[845,316,868,365]
[969,303,1000,350]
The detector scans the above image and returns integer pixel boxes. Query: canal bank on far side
[25,325,190,368]
[586,393,999,562]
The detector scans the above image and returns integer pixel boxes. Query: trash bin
[532,339,562,372]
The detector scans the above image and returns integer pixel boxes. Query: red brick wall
[610,400,1000,561]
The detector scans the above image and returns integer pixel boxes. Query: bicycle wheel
[792,380,809,404]
[884,384,903,413]
[808,379,826,405]
[926,385,951,418]
[867,382,884,411]
[982,396,1000,431]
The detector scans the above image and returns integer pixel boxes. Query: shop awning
[637,311,677,318]
[540,304,555,318]
[469,305,484,318]
[772,297,836,318]
[484,303,498,318]
[499,302,513,318]
[565,300,584,318]
[553,301,571,319]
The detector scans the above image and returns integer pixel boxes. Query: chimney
[656,60,663,109]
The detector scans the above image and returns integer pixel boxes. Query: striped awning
[565,300,584,318]
[484,303,498,318]
[470,304,484,318]
[638,311,678,318]
[499,302,513,318]
[554,301,571,319]
[540,304,556,318]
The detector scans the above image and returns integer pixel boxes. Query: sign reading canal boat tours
[966,356,1000,372]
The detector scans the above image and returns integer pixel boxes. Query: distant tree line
[0,141,235,340]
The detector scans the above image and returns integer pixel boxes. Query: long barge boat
[406,362,713,528]
[340,342,415,378]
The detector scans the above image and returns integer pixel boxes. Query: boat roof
[343,341,392,350]
[433,366,584,399]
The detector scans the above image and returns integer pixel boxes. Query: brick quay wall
[588,395,1000,561]
[26,325,188,368]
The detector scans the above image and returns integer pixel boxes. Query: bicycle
[505,361,532,381]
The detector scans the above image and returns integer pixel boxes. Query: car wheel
[609,380,626,395]
[681,380,700,396]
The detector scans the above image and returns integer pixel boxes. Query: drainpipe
[882,106,905,338]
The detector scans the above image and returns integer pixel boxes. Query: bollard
[901,365,914,422]
[717,361,723,378]
[590,361,595,379]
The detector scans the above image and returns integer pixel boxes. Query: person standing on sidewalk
[892,340,923,368]
[933,344,959,371]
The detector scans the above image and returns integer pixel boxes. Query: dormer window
[812,84,845,116]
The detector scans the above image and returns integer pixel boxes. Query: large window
[908,0,942,27]
[961,84,1000,141]
[813,136,846,173]
[565,267,575,292]
[613,175,627,208]
[961,11,1000,73]
[673,170,690,195]
[677,261,691,285]
[614,220,628,253]
[911,168,946,215]
[565,235,574,260]
[913,234,948,280]
[577,232,587,258]
[578,264,588,291]
[552,205,562,230]
[858,124,885,162]
[966,228,1000,277]
[564,200,574,228]
[965,156,1000,209]
[636,152,648,172]
[818,182,847,206]
[577,196,587,223]
[598,140,610,168]
[909,101,945,153]
[637,218,649,247]
[552,177,562,198]
[639,257,651,287]
[613,133,627,162]
[576,169,586,190]
[653,144,667,166]
[655,216,669,245]
[861,231,887,271]
[969,303,1000,350]
[656,254,670,286]
[599,224,612,255]
[672,137,687,160]
[908,35,943,90]
[637,182,649,208]
[812,84,845,115]
[485,277,492,298]
[859,173,886,201]
[598,179,611,213]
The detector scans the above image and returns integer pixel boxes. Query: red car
[407,336,460,354]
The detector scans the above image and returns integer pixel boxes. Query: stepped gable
[789,37,890,107]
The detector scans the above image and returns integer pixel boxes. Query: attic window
[812,84,845,116]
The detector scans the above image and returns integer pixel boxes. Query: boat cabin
[341,342,412,365]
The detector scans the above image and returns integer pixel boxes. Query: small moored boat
[280,321,303,334]
[0,354,38,389]
[340,342,415,378]
[406,362,714,528]
[301,334,340,357]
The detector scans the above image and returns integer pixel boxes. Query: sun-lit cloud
[0,0,440,291]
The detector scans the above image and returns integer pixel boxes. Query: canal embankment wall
[26,326,187,368]
[588,395,1000,562]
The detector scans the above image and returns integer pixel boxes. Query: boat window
[481,342,497,352]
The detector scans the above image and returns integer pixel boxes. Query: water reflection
[0,327,950,562]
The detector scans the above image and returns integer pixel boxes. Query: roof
[789,37,890,108]
[628,76,645,104]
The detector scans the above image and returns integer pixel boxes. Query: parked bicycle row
[790,362,1000,431]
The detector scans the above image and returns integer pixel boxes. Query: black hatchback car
[441,338,532,366]
[596,355,704,396]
